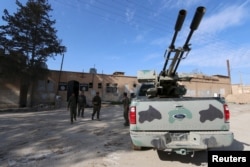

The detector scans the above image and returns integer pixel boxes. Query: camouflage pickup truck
[129,83,234,156]
[129,6,234,157]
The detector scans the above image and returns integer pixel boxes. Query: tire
[157,150,168,160]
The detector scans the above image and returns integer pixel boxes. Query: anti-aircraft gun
[131,7,234,155]
[138,6,206,98]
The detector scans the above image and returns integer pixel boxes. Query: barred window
[89,82,93,88]
[106,83,117,93]
[98,83,102,88]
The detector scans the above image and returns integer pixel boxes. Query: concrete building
[231,84,250,94]
[46,70,138,107]
[182,74,231,97]
[226,84,250,104]
[0,69,234,109]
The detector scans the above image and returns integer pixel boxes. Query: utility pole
[56,53,64,95]
[239,71,244,94]
[102,70,104,99]
[226,60,232,94]
[55,54,64,108]
[227,60,231,81]
[239,71,243,85]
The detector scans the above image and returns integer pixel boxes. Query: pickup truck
[129,6,234,157]
[129,83,234,156]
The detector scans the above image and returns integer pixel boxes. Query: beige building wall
[231,84,250,94]
[226,84,250,104]
[182,75,231,98]
[40,70,138,107]
[0,70,234,109]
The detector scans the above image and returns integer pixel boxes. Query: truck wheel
[157,150,168,160]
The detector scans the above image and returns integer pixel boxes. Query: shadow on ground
[0,105,132,166]
[1,104,249,167]
[156,138,248,166]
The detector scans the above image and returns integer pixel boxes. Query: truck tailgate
[130,98,229,131]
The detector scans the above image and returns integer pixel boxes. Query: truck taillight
[224,104,230,122]
[129,106,136,124]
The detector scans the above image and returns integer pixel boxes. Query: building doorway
[67,80,79,101]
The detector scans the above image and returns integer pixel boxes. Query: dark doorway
[67,80,79,102]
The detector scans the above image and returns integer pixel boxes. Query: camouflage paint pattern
[199,104,223,122]
[131,98,230,131]
[130,97,234,154]
[138,105,162,123]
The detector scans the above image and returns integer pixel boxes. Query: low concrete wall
[226,94,250,104]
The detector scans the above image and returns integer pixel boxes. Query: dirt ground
[0,103,250,167]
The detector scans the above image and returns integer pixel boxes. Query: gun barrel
[190,6,206,30]
[162,9,187,72]
[162,6,206,77]
[175,9,187,31]
[173,6,206,75]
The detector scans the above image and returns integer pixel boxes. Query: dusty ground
[0,103,250,167]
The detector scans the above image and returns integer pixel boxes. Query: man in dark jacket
[68,93,77,124]
[78,91,86,117]
[122,92,130,126]
[92,91,102,120]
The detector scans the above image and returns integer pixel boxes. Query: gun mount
[138,6,206,98]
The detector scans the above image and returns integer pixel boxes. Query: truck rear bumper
[130,131,234,150]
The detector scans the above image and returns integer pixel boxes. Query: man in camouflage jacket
[78,91,86,117]
[68,93,77,124]
[92,92,102,120]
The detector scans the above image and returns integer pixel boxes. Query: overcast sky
[1,0,250,84]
